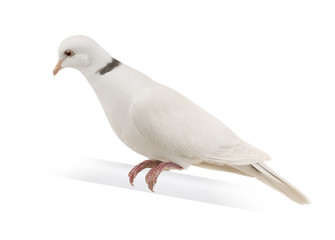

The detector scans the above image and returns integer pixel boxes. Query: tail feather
[228,162,310,204]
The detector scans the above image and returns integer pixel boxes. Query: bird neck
[84,61,156,106]
[77,49,113,77]
[96,58,121,75]
[82,62,156,130]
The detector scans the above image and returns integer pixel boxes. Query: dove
[53,35,309,204]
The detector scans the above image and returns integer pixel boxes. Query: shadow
[55,157,268,210]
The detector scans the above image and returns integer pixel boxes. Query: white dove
[53,35,309,204]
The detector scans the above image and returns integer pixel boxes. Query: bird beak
[53,59,63,75]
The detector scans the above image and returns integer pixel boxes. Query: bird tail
[228,162,310,204]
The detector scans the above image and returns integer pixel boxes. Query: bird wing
[130,85,270,165]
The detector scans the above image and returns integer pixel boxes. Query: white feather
[130,84,271,167]
[55,35,309,204]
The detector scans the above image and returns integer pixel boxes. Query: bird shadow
[55,157,270,211]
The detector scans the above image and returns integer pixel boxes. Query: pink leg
[128,160,161,186]
[145,162,184,192]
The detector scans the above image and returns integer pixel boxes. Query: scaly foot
[145,162,183,192]
[128,160,161,186]
[128,160,184,191]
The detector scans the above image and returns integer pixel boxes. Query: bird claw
[145,169,159,192]
[128,160,183,192]
[145,162,184,192]
[128,160,161,186]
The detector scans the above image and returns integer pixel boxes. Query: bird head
[53,35,111,76]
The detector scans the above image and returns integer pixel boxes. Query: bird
[53,35,310,204]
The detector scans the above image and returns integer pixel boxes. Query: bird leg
[128,160,161,186]
[145,162,184,192]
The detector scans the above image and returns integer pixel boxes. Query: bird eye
[64,49,74,57]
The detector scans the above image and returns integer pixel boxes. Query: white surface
[0,0,334,239]
[56,157,278,210]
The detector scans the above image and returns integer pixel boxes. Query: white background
[1,0,334,239]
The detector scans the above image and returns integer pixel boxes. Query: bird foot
[128,160,161,186]
[128,160,183,191]
[145,162,183,192]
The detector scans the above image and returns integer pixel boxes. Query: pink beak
[53,60,63,75]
